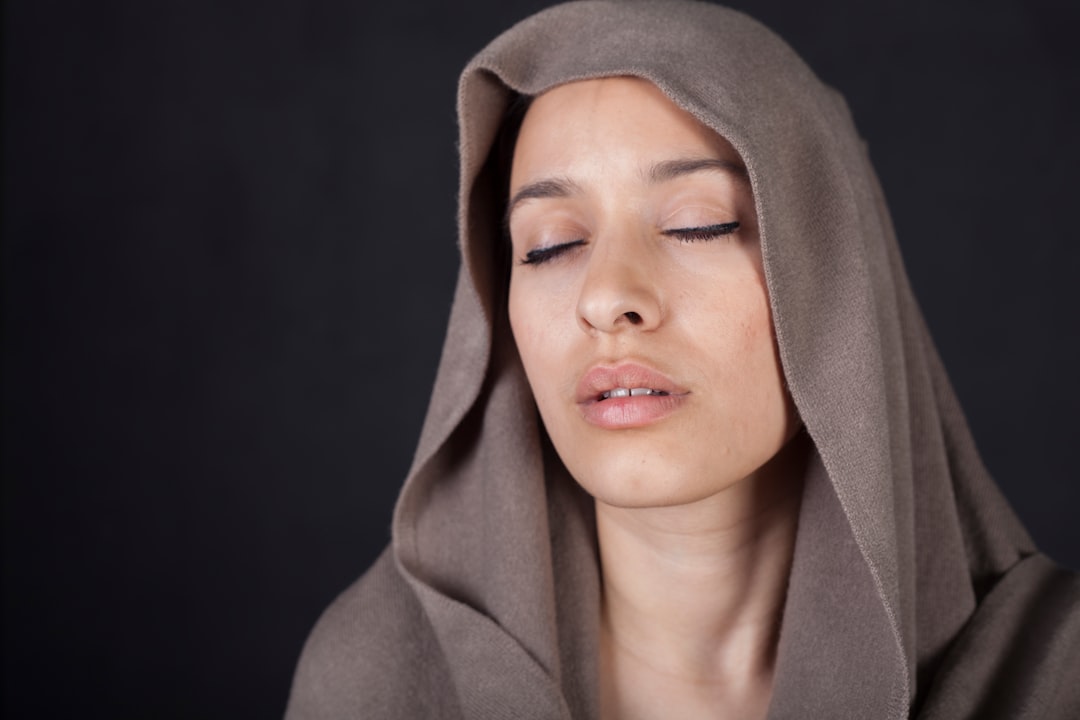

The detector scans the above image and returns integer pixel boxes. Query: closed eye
[519,221,738,265]
[662,222,739,242]
[520,239,586,265]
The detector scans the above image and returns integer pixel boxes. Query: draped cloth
[286,2,1080,717]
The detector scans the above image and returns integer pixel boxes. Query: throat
[594,434,808,720]
[599,615,776,720]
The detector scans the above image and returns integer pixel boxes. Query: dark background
[3,0,1077,717]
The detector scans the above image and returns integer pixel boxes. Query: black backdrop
[3,0,1078,717]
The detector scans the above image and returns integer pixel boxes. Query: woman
[286,2,1080,718]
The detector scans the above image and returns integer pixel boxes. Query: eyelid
[520,221,738,264]
[520,238,586,265]
[659,203,729,225]
[661,222,740,241]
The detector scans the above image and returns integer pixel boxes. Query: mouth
[576,363,688,429]
[576,362,688,418]
[598,387,671,400]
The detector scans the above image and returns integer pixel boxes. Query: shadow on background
[3,0,1077,717]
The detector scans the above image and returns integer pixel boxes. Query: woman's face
[507,77,798,508]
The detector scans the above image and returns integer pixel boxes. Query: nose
[576,235,662,334]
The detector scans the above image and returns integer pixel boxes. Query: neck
[596,431,808,719]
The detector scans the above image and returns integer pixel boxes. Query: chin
[566,455,742,509]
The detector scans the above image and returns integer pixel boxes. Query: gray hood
[286,3,1080,718]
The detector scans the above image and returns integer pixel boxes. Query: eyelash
[521,239,585,265]
[518,222,740,266]
[662,222,740,242]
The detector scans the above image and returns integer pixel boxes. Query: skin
[506,77,807,719]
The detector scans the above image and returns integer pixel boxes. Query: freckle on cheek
[738,310,765,350]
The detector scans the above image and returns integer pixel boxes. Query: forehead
[510,77,742,185]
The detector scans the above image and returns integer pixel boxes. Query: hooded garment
[285,2,1080,718]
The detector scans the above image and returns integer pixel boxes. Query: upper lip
[575,362,686,404]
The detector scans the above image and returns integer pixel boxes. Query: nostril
[623,311,643,325]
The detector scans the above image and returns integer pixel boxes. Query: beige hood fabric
[285,2,1080,718]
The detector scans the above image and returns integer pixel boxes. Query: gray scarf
[286,2,1080,717]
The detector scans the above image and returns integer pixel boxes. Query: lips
[577,363,682,403]
[576,363,688,429]
[600,387,669,399]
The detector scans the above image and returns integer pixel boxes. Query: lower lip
[579,393,688,429]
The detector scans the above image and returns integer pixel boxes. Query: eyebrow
[647,157,749,184]
[505,177,582,230]
[505,156,749,227]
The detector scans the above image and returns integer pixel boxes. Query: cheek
[699,273,786,413]
[734,281,784,394]
[733,280,795,444]
[692,272,774,358]
[509,279,567,393]
[509,283,542,355]
[706,259,770,345]
[739,282,775,354]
